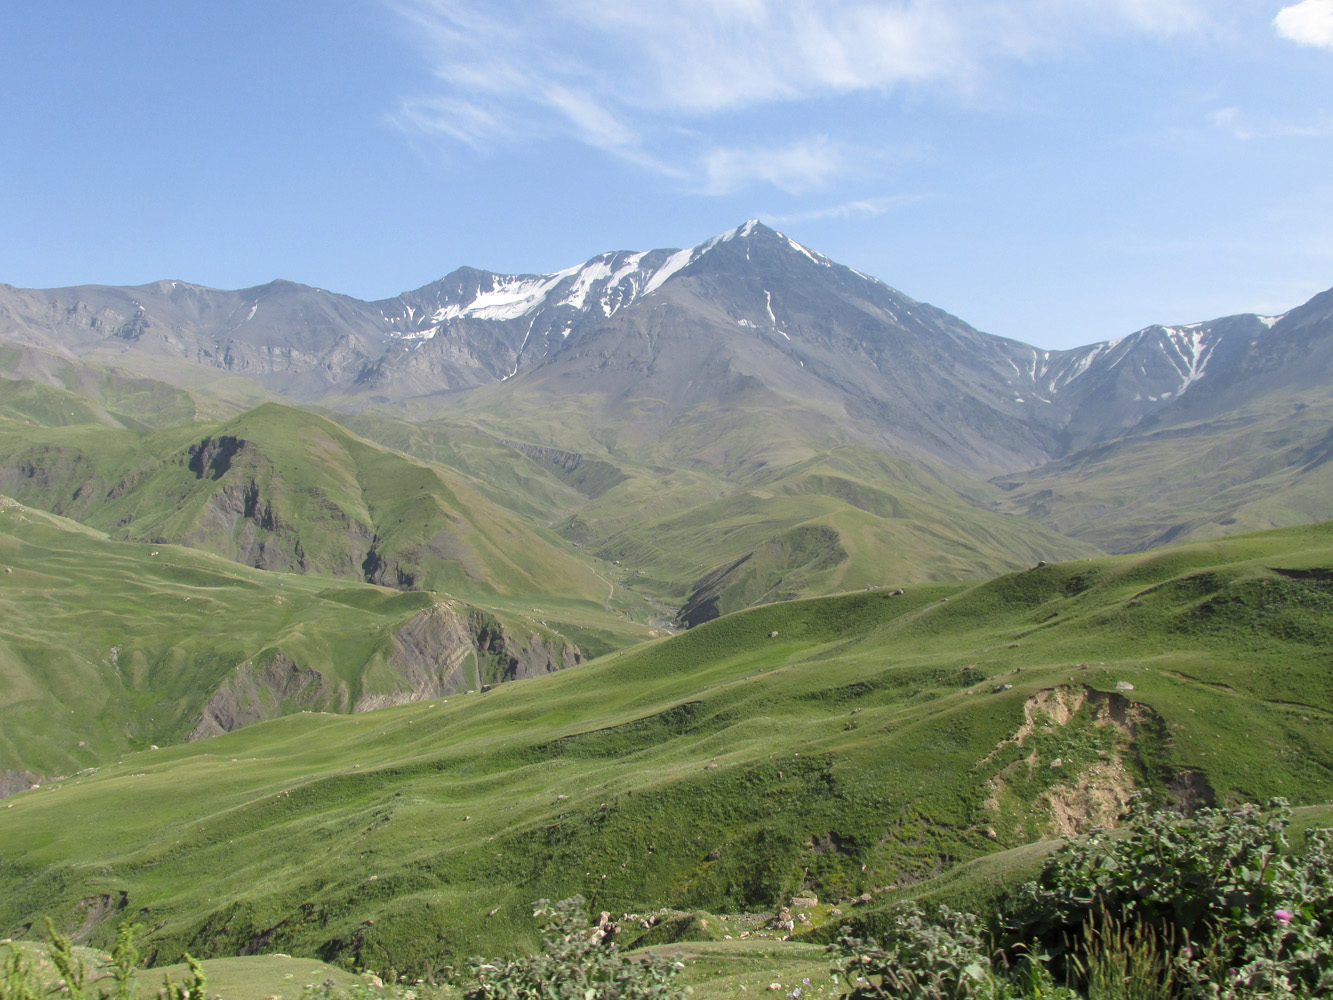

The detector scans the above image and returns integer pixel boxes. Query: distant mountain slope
[3,222,1315,477]
[992,288,1333,551]
[5,222,1333,598]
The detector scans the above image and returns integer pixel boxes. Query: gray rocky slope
[0,221,1326,481]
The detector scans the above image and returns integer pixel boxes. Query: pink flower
[1275,909,1294,924]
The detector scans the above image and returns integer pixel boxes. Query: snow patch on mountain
[469,267,581,322]
[784,235,830,267]
[500,319,537,381]
[1158,325,1214,391]
[642,247,694,296]
[561,256,614,311]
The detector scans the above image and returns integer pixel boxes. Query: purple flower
[1275,909,1294,924]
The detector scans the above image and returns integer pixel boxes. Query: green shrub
[102,922,140,1000]
[1002,797,1333,996]
[828,905,995,1000]
[45,918,89,1000]
[465,896,685,1000]
[158,955,207,1000]
[0,949,41,1000]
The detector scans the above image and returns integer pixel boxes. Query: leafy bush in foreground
[833,800,1333,999]
[465,896,685,1000]
[1004,796,1333,995]
[830,906,1000,1000]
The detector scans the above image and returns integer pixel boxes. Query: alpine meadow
[6,6,1333,993]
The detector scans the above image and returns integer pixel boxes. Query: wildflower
[1275,909,1294,924]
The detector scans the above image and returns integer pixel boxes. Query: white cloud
[702,137,845,195]
[1206,105,1333,141]
[764,195,927,224]
[1275,0,1333,50]
[1207,106,1253,140]
[385,0,1226,191]
[387,96,512,148]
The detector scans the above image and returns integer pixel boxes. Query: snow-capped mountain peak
[382,221,850,343]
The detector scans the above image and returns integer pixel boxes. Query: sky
[3,1,1333,351]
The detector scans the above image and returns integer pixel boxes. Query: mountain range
[3,221,1330,566]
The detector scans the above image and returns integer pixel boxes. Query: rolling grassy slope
[0,402,614,611]
[2,522,1331,975]
[341,402,1100,623]
[0,343,220,431]
[0,498,623,783]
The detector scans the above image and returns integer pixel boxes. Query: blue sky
[3,1,1332,350]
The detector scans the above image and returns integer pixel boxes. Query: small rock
[1115,681,1135,691]
[993,684,1013,693]
[1050,757,1063,768]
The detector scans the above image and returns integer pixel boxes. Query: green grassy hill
[0,401,614,611]
[2,521,1330,975]
[0,498,619,784]
[340,402,1100,624]
[0,341,255,430]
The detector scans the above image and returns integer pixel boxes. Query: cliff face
[0,769,39,800]
[188,653,341,741]
[188,603,581,739]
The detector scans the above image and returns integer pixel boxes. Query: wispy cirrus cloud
[763,195,929,225]
[1207,105,1333,141]
[701,137,847,195]
[1274,0,1333,50]
[384,0,1225,193]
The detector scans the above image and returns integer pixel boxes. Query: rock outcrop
[0,768,40,801]
[188,603,581,739]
